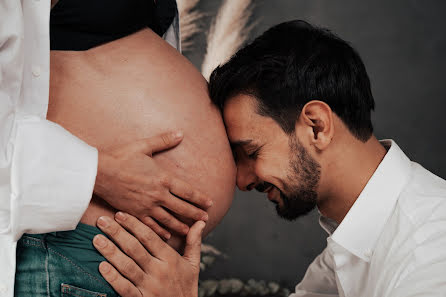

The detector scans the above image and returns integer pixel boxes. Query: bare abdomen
[48,29,235,235]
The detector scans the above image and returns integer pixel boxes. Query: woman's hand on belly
[94,131,212,240]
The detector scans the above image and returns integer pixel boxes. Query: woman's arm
[0,0,97,240]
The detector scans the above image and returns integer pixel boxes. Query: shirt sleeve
[0,0,98,241]
[289,247,339,297]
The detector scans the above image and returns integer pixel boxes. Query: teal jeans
[15,224,118,297]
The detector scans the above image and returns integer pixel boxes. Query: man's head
[208,20,375,220]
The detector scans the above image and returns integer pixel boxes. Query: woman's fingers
[162,192,209,222]
[98,262,142,297]
[151,207,190,235]
[97,214,202,297]
[93,233,146,286]
[138,131,184,156]
[169,178,213,209]
[114,212,175,261]
[114,131,183,157]
[139,216,171,240]
[96,217,153,273]
[183,221,206,267]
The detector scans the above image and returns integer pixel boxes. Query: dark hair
[208,20,375,142]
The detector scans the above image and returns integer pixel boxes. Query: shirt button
[32,65,41,77]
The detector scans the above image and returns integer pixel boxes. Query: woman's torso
[48,28,236,236]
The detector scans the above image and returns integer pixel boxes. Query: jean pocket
[61,284,107,297]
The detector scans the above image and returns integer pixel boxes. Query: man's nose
[236,162,257,191]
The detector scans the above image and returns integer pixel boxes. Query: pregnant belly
[47,29,236,237]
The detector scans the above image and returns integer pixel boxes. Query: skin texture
[47,28,236,246]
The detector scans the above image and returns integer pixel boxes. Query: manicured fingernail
[99,262,110,273]
[174,131,183,139]
[201,213,209,221]
[115,212,127,222]
[97,216,109,228]
[94,235,107,248]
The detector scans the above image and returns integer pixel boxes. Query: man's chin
[275,196,317,221]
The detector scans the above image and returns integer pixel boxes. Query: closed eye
[247,146,263,160]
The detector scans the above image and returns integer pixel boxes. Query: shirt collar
[320,140,412,261]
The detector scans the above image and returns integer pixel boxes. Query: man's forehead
[222,94,280,148]
[222,94,259,142]
[223,94,257,121]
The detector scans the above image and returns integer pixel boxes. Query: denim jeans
[14,224,118,297]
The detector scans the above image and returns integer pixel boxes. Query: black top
[50,0,177,51]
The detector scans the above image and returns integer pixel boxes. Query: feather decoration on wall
[177,0,204,52]
[201,0,255,80]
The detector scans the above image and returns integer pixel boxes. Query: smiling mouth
[262,185,273,193]
[255,183,277,202]
[266,186,276,201]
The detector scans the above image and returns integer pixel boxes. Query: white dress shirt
[0,1,98,296]
[290,140,446,297]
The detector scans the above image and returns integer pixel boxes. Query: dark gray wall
[185,0,446,290]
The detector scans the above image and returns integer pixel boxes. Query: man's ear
[296,100,334,150]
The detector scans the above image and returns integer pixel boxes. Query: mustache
[255,182,274,193]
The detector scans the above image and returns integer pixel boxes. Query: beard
[279,136,321,220]
[257,136,321,221]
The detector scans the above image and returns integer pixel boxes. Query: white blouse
[0,1,98,296]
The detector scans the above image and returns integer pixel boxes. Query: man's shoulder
[372,162,446,295]
[397,161,446,233]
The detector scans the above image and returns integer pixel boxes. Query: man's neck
[318,136,387,224]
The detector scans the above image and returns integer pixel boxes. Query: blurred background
[179,0,446,295]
